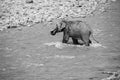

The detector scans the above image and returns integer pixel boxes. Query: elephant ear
[60,21,66,29]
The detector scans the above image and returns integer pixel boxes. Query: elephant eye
[59,22,63,28]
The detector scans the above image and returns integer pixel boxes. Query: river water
[0,1,120,80]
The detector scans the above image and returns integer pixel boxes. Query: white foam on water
[44,42,64,49]
[45,55,75,59]
[90,43,106,48]
[44,42,106,49]
[54,55,75,59]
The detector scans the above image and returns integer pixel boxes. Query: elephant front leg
[62,32,69,43]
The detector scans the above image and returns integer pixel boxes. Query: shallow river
[0,1,120,80]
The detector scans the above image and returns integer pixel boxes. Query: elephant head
[50,20,66,35]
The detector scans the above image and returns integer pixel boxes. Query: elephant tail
[91,32,99,43]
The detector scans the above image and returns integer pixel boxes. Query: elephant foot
[62,39,68,43]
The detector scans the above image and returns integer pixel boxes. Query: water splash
[44,41,106,49]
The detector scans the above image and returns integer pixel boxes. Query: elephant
[50,20,99,46]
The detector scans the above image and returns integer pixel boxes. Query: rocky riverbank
[0,0,116,30]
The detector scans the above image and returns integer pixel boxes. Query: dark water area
[0,1,120,80]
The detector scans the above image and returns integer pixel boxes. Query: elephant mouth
[50,30,56,35]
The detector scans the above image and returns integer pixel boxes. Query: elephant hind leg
[72,38,79,45]
[81,35,90,46]
[84,41,90,46]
